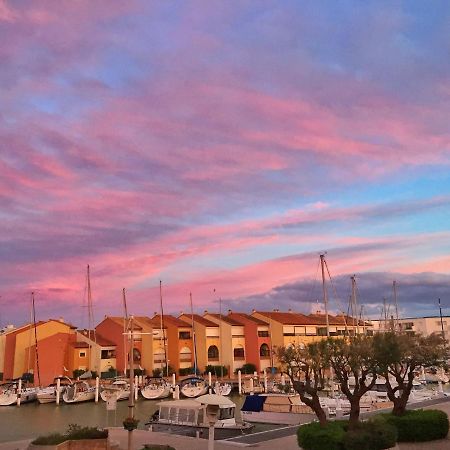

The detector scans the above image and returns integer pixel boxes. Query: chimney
[228,309,232,314]
[204,310,208,314]
[252,309,256,313]
[288,309,292,313]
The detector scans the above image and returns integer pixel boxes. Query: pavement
[1,399,450,450]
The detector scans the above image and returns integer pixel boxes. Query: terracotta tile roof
[72,341,89,348]
[102,316,143,330]
[228,312,268,326]
[152,314,191,328]
[77,330,116,347]
[206,313,243,326]
[254,311,322,325]
[179,314,218,327]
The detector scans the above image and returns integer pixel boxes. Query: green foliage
[379,409,449,442]
[297,421,346,450]
[343,421,397,450]
[31,424,108,445]
[179,367,201,376]
[21,372,34,383]
[73,369,85,379]
[123,417,140,431]
[204,365,228,377]
[237,363,257,374]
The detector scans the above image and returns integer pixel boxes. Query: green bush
[379,409,449,442]
[297,421,346,450]
[31,424,108,445]
[204,365,228,377]
[237,363,257,374]
[343,421,397,450]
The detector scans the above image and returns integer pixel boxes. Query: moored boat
[213,381,232,396]
[62,380,96,403]
[180,376,208,398]
[140,377,171,400]
[0,380,38,406]
[100,379,130,402]
[37,376,73,404]
[147,394,253,439]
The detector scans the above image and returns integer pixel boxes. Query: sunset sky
[1,1,450,327]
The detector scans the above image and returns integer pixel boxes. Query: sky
[1,0,450,327]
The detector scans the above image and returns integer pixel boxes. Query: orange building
[150,315,193,375]
[227,312,272,372]
[1,319,76,386]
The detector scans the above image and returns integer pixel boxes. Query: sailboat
[141,281,172,400]
[37,376,73,404]
[1,292,41,406]
[100,378,130,401]
[213,294,232,396]
[180,293,208,398]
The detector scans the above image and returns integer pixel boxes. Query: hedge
[343,421,397,450]
[297,421,346,450]
[379,409,449,442]
[32,424,108,445]
[297,420,397,450]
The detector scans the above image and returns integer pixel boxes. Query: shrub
[343,421,397,450]
[297,421,346,450]
[379,409,449,442]
[204,365,228,377]
[31,424,108,445]
[179,367,200,376]
[237,363,257,375]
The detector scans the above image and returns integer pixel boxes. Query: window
[258,330,269,337]
[179,331,191,340]
[207,345,219,360]
[79,351,86,358]
[180,346,192,362]
[317,327,328,336]
[101,349,116,359]
[259,344,270,358]
[233,346,245,359]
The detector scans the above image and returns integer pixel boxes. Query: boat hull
[141,386,171,400]
[180,385,208,398]
[148,422,253,439]
[241,410,311,425]
[0,389,37,406]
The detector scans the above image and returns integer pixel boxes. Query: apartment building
[203,312,246,373]
[371,315,450,337]
[178,314,220,373]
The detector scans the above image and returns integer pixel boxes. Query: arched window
[233,345,245,359]
[259,344,270,357]
[208,345,219,360]
[133,348,141,362]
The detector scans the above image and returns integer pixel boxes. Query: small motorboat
[140,377,171,400]
[100,379,130,402]
[37,376,73,404]
[241,376,265,394]
[180,376,208,398]
[0,380,38,406]
[62,380,95,404]
[147,393,253,439]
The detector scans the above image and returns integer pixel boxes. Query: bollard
[174,384,180,399]
[95,377,100,403]
[249,377,254,394]
[208,371,212,387]
[172,373,176,387]
[281,373,286,386]
[238,370,242,395]
[17,378,22,406]
[138,375,143,386]
[56,377,61,405]
[135,376,139,400]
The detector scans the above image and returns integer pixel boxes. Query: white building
[370,316,450,338]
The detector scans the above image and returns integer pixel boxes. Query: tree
[373,332,447,416]
[321,336,378,427]
[275,343,328,425]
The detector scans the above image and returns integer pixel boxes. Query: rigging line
[32,292,41,387]
[306,256,321,308]
[159,280,168,377]
[324,258,348,330]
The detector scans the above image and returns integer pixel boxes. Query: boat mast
[189,292,198,375]
[126,310,135,450]
[351,275,359,335]
[86,265,96,373]
[31,291,41,387]
[217,289,223,380]
[122,288,129,375]
[159,280,168,377]
[27,292,33,377]
[319,254,330,337]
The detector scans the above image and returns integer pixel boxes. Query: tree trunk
[348,398,361,427]
[392,389,410,416]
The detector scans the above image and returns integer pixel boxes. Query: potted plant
[123,417,139,431]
